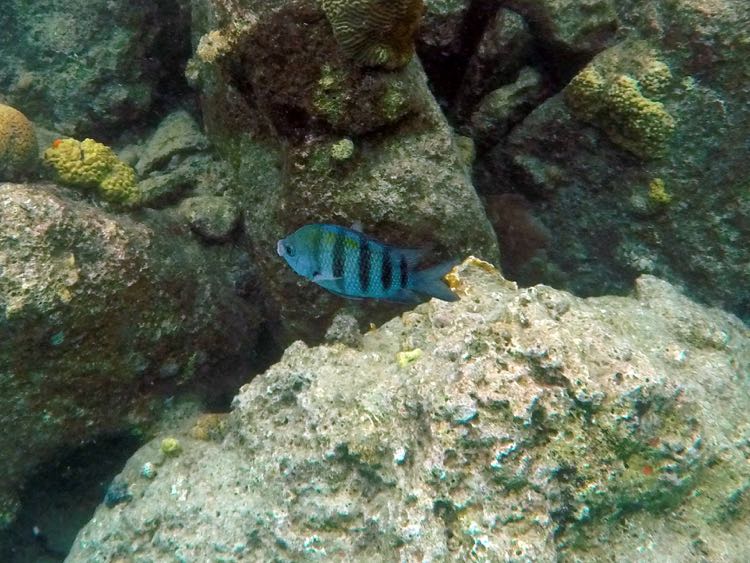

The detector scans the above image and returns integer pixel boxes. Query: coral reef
[0,103,37,180]
[160,438,182,457]
[190,413,228,442]
[330,138,355,161]
[66,260,750,561]
[43,138,141,206]
[564,66,676,158]
[321,0,425,69]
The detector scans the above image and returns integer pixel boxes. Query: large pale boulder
[67,260,749,561]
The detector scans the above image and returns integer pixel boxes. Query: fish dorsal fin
[350,221,364,233]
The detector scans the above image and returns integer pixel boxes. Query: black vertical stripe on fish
[399,254,408,288]
[358,237,371,292]
[311,226,323,276]
[381,249,393,291]
[332,231,346,279]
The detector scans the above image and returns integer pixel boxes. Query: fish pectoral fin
[312,272,342,282]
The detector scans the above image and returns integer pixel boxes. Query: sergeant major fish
[276,224,459,303]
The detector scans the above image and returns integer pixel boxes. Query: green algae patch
[312,64,349,125]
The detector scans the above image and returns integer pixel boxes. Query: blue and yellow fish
[277,224,459,303]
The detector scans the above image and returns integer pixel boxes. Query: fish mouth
[276,239,285,257]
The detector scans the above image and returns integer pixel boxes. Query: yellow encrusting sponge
[44,138,140,206]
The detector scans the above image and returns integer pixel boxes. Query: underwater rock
[0,104,38,181]
[178,195,240,243]
[454,8,534,120]
[189,0,500,343]
[0,182,260,527]
[505,0,618,55]
[324,311,363,349]
[0,0,190,137]
[470,66,545,147]
[418,0,471,59]
[476,2,750,323]
[136,110,209,176]
[66,259,750,561]
[138,153,234,209]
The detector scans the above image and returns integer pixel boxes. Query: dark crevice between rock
[140,0,195,125]
[199,320,285,412]
[0,434,142,563]
[418,0,502,121]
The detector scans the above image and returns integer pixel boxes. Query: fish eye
[285,244,295,256]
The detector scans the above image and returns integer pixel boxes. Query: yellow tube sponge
[44,138,140,206]
[0,104,38,181]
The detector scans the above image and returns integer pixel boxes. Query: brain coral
[0,104,38,181]
[43,138,140,206]
[320,0,425,69]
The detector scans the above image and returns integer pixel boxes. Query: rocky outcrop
[187,0,500,343]
[67,260,750,561]
[0,182,260,526]
[0,0,190,137]
[472,0,750,323]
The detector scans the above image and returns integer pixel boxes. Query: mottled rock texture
[0,182,260,526]
[67,260,749,562]
[188,0,500,343]
[0,0,191,138]
[473,0,750,323]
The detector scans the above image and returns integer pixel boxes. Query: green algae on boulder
[66,260,750,561]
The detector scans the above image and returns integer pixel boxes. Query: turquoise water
[1,0,748,560]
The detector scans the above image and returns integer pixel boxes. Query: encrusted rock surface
[135,110,208,176]
[0,0,191,137]
[67,260,750,561]
[0,182,260,526]
[188,0,500,343]
[475,0,750,323]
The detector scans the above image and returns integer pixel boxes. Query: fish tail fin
[410,260,460,302]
